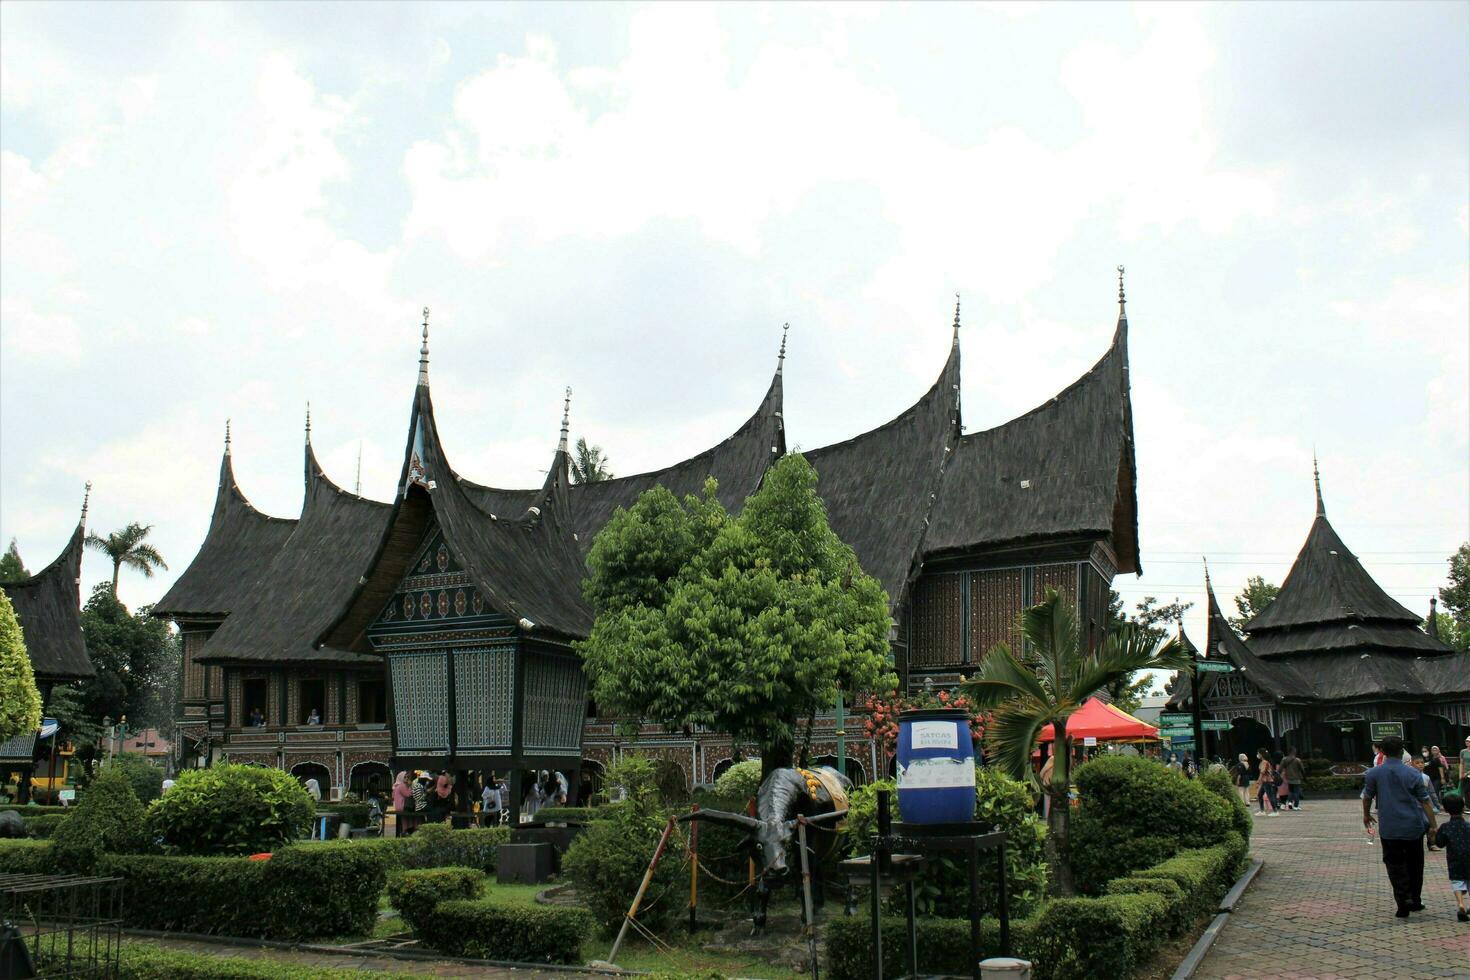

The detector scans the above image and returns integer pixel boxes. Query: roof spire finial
[777,323,789,375]
[418,306,430,386]
[355,441,363,495]
[225,418,232,456]
[1117,265,1126,317]
[305,402,312,443]
[952,293,961,345]
[1428,596,1440,639]
[81,481,92,527]
[558,387,572,454]
[1202,555,1211,588]
[1313,452,1324,517]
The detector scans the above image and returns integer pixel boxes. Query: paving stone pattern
[1195,798,1470,980]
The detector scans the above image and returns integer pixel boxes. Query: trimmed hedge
[415,900,595,963]
[0,838,55,873]
[1031,892,1170,978]
[1303,775,1364,793]
[534,806,599,824]
[100,839,385,940]
[386,867,483,935]
[110,943,403,979]
[825,913,1041,980]
[825,840,1253,980]
[21,812,68,838]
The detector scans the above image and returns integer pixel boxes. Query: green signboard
[1195,661,1235,674]
[1201,720,1233,732]
[1159,713,1194,726]
[1159,727,1194,738]
[1168,740,1195,750]
[1369,721,1404,742]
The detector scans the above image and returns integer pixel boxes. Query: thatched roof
[923,313,1139,574]
[3,522,93,681]
[196,442,389,666]
[153,450,297,619]
[806,333,959,609]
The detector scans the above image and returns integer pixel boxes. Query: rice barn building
[157,287,1143,816]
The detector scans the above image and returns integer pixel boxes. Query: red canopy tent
[1038,697,1158,742]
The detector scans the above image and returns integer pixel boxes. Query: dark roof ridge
[806,340,958,457]
[221,446,294,524]
[305,437,388,508]
[7,520,84,593]
[3,515,94,680]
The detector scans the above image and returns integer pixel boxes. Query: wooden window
[298,678,326,725]
[241,678,268,727]
[357,679,386,724]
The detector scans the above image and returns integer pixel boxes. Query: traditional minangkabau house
[159,284,1140,812]
[0,488,96,796]
[1170,465,1470,763]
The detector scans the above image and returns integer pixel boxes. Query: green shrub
[687,788,759,902]
[101,839,385,940]
[1198,767,1252,843]
[51,767,149,872]
[0,838,55,873]
[387,866,484,935]
[825,913,1041,980]
[1030,892,1169,979]
[109,753,166,804]
[1127,842,1237,920]
[713,759,763,801]
[395,824,509,873]
[1068,756,1233,893]
[146,764,313,855]
[535,806,599,824]
[111,942,389,978]
[842,770,1048,918]
[416,900,594,963]
[1302,775,1364,793]
[564,757,683,933]
[1104,876,1189,936]
[22,812,68,838]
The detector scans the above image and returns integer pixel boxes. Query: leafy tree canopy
[0,588,43,743]
[79,583,179,747]
[1439,542,1470,652]
[579,454,895,772]
[0,539,28,583]
[1103,591,1192,709]
[570,437,613,484]
[1229,575,1280,634]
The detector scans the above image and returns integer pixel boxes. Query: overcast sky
[2,2,1466,664]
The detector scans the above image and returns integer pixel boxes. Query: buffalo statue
[681,765,851,932]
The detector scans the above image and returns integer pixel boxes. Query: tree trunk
[761,734,794,781]
[1046,716,1077,896]
[111,560,121,595]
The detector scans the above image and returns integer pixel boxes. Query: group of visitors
[1361,734,1468,922]
[1229,746,1307,816]
[388,768,570,832]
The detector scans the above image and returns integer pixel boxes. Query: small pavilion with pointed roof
[1170,464,1469,762]
[160,282,1143,804]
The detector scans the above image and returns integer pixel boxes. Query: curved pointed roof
[3,520,93,680]
[805,330,959,608]
[924,313,1139,573]
[1243,472,1430,639]
[154,447,297,619]
[197,440,390,665]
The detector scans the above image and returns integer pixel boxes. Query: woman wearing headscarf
[304,777,322,803]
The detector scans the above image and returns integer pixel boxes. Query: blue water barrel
[896,708,975,824]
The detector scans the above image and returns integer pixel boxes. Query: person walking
[1431,793,1469,922]
[1460,735,1470,801]
[1254,748,1280,817]
[1231,753,1251,805]
[1426,746,1449,812]
[1280,746,1306,811]
[1361,735,1437,917]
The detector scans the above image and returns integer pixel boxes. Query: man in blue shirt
[1362,735,1438,917]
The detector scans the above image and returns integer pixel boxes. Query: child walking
[1431,793,1469,922]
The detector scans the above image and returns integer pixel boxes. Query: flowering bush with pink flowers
[861,688,987,761]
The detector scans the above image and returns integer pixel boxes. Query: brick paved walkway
[1195,798,1469,980]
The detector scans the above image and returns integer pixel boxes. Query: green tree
[580,454,895,774]
[84,522,168,595]
[1229,576,1280,634]
[0,588,43,743]
[1426,610,1469,654]
[1103,590,1191,710]
[79,584,179,739]
[570,437,613,484]
[962,589,1193,896]
[0,539,28,583]
[1440,543,1470,649]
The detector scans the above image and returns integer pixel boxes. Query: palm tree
[85,523,168,595]
[571,438,613,484]
[962,588,1192,895]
